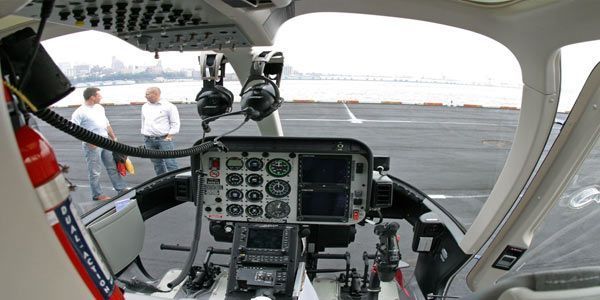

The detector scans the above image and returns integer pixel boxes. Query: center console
[226,223,300,298]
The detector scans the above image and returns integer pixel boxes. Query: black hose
[167,170,205,288]
[35,108,224,158]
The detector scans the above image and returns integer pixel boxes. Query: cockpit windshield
[41,13,522,230]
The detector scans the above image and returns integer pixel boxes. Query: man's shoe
[118,187,132,194]
[93,195,112,201]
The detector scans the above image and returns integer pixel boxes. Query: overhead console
[194,137,372,225]
[16,0,295,52]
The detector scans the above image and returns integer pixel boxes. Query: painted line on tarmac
[342,103,364,124]
[283,118,515,127]
[429,194,489,199]
[363,119,516,127]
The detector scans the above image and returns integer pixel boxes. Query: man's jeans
[144,136,179,175]
[82,143,127,199]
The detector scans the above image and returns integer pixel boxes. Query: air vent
[371,173,393,208]
[174,177,190,202]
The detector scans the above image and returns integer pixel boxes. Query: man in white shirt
[71,87,128,201]
[141,87,181,175]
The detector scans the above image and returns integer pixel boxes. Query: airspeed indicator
[266,159,291,177]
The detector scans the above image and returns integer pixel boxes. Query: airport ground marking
[342,102,364,124]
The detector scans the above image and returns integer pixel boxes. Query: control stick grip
[374,222,401,282]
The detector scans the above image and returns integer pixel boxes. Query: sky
[41,12,600,95]
[42,13,521,83]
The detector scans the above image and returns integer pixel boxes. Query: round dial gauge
[226,157,244,171]
[225,173,243,186]
[246,190,263,202]
[267,159,292,177]
[266,180,291,198]
[245,157,264,171]
[246,205,263,217]
[246,174,263,187]
[265,200,290,219]
[226,204,243,216]
[226,189,243,201]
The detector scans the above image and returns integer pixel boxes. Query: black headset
[240,51,284,121]
[195,53,234,120]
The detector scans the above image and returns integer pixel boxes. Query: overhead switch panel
[16,0,251,52]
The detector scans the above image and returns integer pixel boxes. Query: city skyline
[56,56,520,88]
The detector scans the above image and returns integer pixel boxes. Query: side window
[502,40,600,277]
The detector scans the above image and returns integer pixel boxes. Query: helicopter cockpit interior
[4,0,600,300]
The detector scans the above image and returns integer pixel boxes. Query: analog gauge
[226,204,243,216]
[246,190,263,202]
[265,180,291,198]
[265,200,290,219]
[246,174,263,187]
[226,173,243,186]
[245,157,264,171]
[246,205,263,217]
[226,157,244,171]
[266,159,292,177]
[226,189,243,201]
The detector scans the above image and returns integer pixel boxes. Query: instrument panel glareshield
[196,137,372,225]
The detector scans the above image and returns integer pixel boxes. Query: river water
[55,79,525,109]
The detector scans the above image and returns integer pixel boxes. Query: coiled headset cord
[34,108,225,158]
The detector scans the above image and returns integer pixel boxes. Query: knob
[100,4,112,14]
[86,6,98,15]
[161,3,173,12]
[59,10,70,21]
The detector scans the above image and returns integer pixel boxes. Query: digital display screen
[300,191,348,217]
[246,228,284,249]
[300,156,350,184]
[226,157,244,170]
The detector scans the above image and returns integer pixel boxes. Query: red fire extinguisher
[8,86,124,299]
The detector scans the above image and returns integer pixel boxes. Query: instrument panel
[196,137,372,225]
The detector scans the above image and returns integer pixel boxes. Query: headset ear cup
[240,75,283,121]
[214,85,234,110]
[196,85,234,119]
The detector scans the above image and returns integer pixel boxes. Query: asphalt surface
[36,102,532,297]
[38,102,525,225]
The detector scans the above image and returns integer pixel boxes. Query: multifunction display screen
[300,155,351,184]
[300,191,348,217]
[246,228,284,249]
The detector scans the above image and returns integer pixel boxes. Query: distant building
[146,61,163,74]
[73,64,90,77]
[111,56,126,72]
[128,65,146,74]
[283,65,295,76]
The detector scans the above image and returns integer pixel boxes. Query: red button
[353,210,360,220]
[211,158,220,170]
